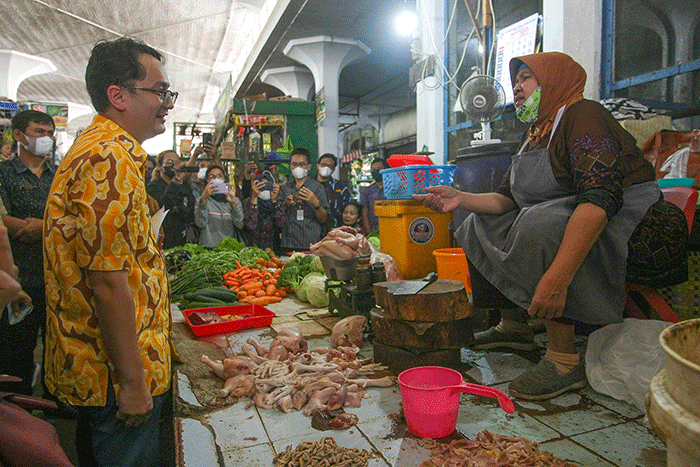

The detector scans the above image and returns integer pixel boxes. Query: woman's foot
[508,358,587,400]
[469,326,537,351]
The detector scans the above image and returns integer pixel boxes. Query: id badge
[297,209,304,221]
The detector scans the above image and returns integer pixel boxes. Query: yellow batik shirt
[43,115,171,406]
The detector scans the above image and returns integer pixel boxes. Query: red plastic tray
[183,304,275,336]
[387,154,434,168]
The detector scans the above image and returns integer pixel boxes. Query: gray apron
[455,106,660,324]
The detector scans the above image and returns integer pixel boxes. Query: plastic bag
[585,318,671,412]
[659,147,689,178]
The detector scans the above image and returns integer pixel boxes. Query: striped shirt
[279,177,329,251]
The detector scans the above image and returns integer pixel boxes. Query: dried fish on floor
[273,437,374,467]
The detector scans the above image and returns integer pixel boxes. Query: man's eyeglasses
[129,87,178,105]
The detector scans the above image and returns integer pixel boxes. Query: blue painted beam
[611,59,700,91]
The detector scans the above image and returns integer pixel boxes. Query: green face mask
[515,85,541,123]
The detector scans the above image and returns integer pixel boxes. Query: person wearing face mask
[195,165,245,248]
[279,147,329,252]
[0,110,56,397]
[413,52,688,401]
[242,171,286,252]
[361,158,390,234]
[315,153,351,234]
[146,149,180,205]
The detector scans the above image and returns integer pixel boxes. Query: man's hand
[13,218,43,242]
[115,380,153,428]
[297,187,320,208]
[284,194,295,207]
[225,184,238,204]
[270,185,280,203]
[412,186,462,214]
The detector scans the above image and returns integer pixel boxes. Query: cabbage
[311,255,325,273]
[367,235,380,250]
[305,276,330,307]
[296,272,325,302]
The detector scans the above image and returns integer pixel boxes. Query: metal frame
[600,0,700,103]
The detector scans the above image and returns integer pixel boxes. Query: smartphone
[212,183,229,194]
[202,133,213,145]
[178,166,200,173]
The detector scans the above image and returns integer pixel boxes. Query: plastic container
[433,248,472,294]
[374,200,452,279]
[657,177,695,188]
[387,154,434,168]
[647,319,700,466]
[398,366,514,438]
[183,304,275,336]
[380,165,456,200]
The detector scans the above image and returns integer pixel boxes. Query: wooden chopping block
[373,279,471,322]
[370,309,473,349]
[372,341,462,375]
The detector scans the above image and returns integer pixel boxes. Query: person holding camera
[243,171,285,252]
[195,165,245,248]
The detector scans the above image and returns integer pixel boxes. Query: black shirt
[0,157,56,289]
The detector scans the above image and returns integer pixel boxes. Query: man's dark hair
[318,153,337,168]
[290,147,311,164]
[372,158,390,169]
[85,37,163,113]
[11,110,55,133]
[156,149,178,167]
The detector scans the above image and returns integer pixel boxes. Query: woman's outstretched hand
[412,186,463,213]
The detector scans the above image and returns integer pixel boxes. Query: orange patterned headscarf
[509,52,586,145]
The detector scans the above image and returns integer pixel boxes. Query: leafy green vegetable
[296,272,325,302]
[238,246,270,266]
[305,275,329,307]
[278,254,315,288]
[164,243,207,257]
[367,230,380,250]
[311,255,325,273]
[213,237,245,253]
[178,250,240,277]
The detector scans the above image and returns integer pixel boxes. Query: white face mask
[292,167,308,180]
[21,134,54,157]
[258,190,271,201]
[197,167,207,180]
[210,177,225,185]
[318,166,333,178]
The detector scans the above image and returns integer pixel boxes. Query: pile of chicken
[309,226,371,260]
[310,226,402,281]
[419,430,576,467]
[200,316,393,416]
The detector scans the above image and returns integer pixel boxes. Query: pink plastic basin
[398,366,514,438]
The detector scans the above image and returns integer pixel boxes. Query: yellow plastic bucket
[433,248,471,293]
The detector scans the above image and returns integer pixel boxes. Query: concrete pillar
[283,36,371,158]
[543,0,602,100]
[0,50,56,101]
[415,0,445,163]
[260,66,315,100]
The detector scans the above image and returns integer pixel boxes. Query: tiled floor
[173,299,669,467]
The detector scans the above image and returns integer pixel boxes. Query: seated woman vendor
[414,52,688,401]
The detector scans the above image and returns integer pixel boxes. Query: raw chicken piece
[221,374,255,398]
[303,387,336,416]
[273,327,308,354]
[331,316,367,348]
[201,354,255,380]
[274,395,295,413]
[291,388,308,411]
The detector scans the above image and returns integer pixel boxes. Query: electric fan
[459,75,506,145]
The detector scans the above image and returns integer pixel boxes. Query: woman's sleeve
[273,201,286,229]
[231,198,244,230]
[195,200,208,228]
[242,199,258,230]
[558,102,625,218]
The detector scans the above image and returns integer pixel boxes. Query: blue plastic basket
[380,165,456,200]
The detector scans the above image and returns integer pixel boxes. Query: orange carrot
[247,296,282,306]
[237,290,248,299]
[241,281,264,292]
[255,289,266,298]
[265,284,277,296]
